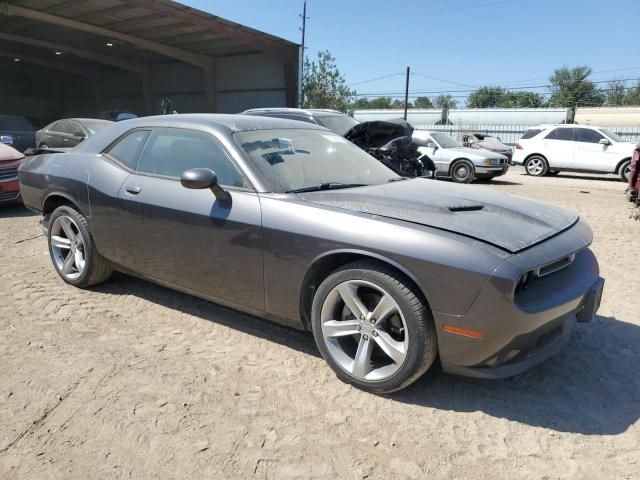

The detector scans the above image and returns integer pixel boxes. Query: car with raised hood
[413,131,510,183]
[0,115,36,153]
[0,142,25,205]
[36,118,114,149]
[18,114,604,393]
[513,124,635,181]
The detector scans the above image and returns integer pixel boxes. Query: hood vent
[448,205,484,213]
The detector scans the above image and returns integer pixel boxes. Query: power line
[353,77,640,97]
[348,72,406,86]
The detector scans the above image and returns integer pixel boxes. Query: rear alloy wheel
[525,155,548,176]
[450,159,475,183]
[619,160,632,182]
[48,206,112,288]
[312,260,437,393]
[38,144,49,149]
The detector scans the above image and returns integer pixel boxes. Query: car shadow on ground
[0,204,36,218]
[94,275,639,436]
[392,315,640,436]
[518,172,624,183]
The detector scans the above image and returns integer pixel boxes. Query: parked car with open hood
[0,143,25,204]
[36,118,114,149]
[513,124,635,181]
[244,108,434,178]
[18,114,603,393]
[414,131,509,183]
[0,115,35,153]
[463,132,513,163]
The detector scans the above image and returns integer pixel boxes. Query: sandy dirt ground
[1,167,639,480]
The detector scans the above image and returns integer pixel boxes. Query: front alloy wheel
[312,260,437,393]
[320,280,408,381]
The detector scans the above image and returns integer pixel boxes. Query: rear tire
[450,159,475,183]
[48,206,112,288]
[525,155,548,176]
[311,260,437,394]
[38,143,49,149]
[619,160,631,183]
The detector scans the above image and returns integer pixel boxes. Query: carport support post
[203,61,216,113]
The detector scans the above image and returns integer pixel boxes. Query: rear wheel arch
[299,250,430,330]
[42,193,84,217]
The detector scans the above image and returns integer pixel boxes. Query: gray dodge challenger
[17,114,604,393]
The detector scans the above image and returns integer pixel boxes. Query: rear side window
[50,120,69,134]
[545,128,574,141]
[136,129,246,187]
[521,128,543,139]
[106,130,150,170]
[574,128,604,144]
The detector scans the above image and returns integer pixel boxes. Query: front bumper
[475,165,509,176]
[434,241,603,379]
[0,177,21,204]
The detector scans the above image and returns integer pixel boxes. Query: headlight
[0,135,15,145]
[482,158,500,165]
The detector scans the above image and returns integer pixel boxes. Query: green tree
[434,94,457,109]
[548,65,605,107]
[467,86,506,108]
[302,51,355,112]
[414,96,434,109]
[606,80,627,106]
[501,91,546,108]
[624,81,640,106]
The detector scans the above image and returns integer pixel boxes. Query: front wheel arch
[299,249,430,331]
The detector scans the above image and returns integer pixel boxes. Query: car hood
[443,146,507,160]
[298,179,578,253]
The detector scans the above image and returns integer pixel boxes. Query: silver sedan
[414,131,510,183]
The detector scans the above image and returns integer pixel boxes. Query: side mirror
[426,141,437,149]
[181,168,229,202]
[599,138,610,146]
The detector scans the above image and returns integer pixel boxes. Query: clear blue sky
[183,0,640,104]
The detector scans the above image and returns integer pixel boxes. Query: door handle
[63,138,69,142]
[125,185,141,195]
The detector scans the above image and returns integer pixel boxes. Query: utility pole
[298,1,308,108]
[403,66,410,120]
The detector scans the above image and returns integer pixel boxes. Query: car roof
[533,124,601,129]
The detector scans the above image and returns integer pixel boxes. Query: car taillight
[515,143,523,150]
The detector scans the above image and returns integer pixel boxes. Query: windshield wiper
[285,182,367,194]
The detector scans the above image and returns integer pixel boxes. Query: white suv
[513,124,635,182]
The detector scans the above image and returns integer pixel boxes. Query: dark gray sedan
[17,114,604,393]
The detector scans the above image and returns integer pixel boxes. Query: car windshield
[313,114,359,136]
[599,129,624,143]
[234,129,398,193]
[82,120,113,135]
[0,116,33,131]
[430,132,463,148]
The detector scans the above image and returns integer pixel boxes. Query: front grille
[0,168,18,181]
[0,191,19,201]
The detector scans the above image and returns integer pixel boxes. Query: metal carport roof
[0,0,300,113]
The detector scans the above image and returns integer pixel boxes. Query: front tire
[619,160,631,183]
[48,206,112,288]
[311,260,437,394]
[525,155,548,176]
[450,159,475,183]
